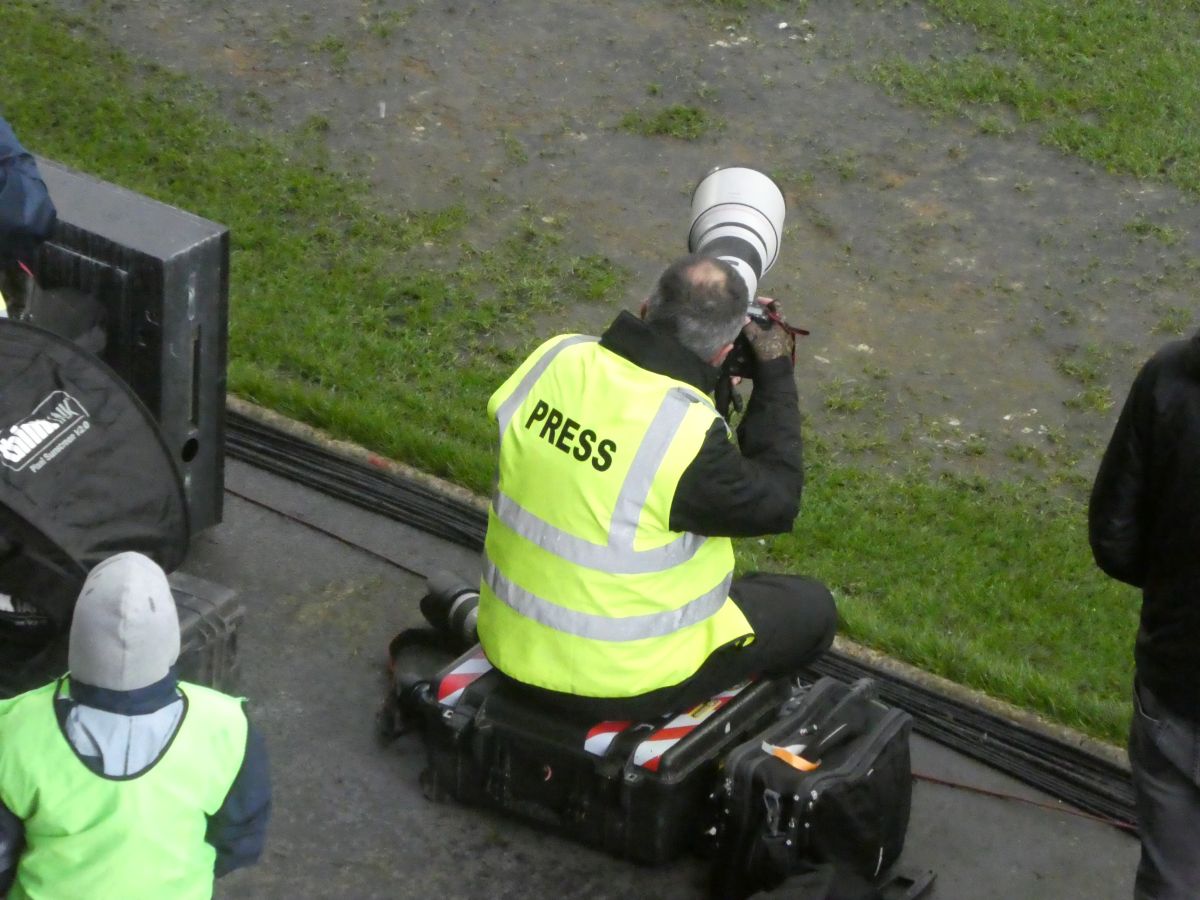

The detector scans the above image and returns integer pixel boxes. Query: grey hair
[643,254,748,361]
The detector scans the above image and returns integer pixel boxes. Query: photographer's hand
[742,298,795,367]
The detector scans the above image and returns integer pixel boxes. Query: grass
[689,0,806,17]
[0,1,1141,743]
[362,8,411,41]
[873,1,1200,194]
[822,150,862,182]
[822,377,885,414]
[1055,344,1111,386]
[311,35,349,73]
[1153,305,1191,336]
[1065,386,1115,414]
[500,131,529,166]
[618,105,717,141]
[737,467,1135,738]
[1125,216,1181,246]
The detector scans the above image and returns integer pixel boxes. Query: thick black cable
[225,411,486,551]
[803,653,1135,826]
[223,485,427,578]
[223,410,1136,828]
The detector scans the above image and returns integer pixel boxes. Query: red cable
[913,770,1137,834]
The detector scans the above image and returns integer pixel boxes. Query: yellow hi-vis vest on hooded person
[476,333,754,699]
[0,680,248,900]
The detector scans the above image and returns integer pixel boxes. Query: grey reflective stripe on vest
[488,367,732,640]
[494,335,597,438]
[610,387,710,552]
[484,558,732,642]
[491,386,710,574]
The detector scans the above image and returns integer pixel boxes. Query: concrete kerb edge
[225,395,488,514]
[224,394,1130,774]
[832,635,1130,772]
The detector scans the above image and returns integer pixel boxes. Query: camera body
[722,331,758,381]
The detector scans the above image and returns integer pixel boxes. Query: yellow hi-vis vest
[0,679,248,900]
[477,333,754,698]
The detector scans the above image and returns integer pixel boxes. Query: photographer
[476,253,837,721]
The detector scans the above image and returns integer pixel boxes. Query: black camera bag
[712,676,913,898]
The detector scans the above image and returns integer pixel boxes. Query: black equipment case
[172,571,244,694]
[0,570,244,698]
[417,644,794,864]
[713,676,914,897]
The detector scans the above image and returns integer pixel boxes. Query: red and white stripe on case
[583,720,635,757]
[436,646,493,707]
[630,681,751,772]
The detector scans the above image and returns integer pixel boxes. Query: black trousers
[503,572,838,722]
[1128,676,1200,899]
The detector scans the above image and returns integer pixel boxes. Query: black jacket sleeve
[0,116,56,265]
[670,357,804,537]
[0,799,23,895]
[206,710,272,878]
[1089,361,1154,588]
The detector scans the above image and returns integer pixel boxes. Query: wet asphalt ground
[178,456,1138,899]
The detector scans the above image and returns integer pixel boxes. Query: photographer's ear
[708,315,750,365]
[639,298,650,320]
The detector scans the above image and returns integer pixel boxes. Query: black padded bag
[714,677,913,899]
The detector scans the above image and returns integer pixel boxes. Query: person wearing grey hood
[0,551,271,899]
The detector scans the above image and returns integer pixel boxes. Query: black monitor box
[31,159,229,535]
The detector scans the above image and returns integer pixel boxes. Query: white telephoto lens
[688,166,787,302]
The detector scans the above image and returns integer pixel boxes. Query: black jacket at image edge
[1089,331,1200,719]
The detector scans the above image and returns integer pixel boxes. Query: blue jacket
[0,671,272,893]
[0,115,56,265]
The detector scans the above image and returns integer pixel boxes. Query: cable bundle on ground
[805,652,1135,827]
[225,410,487,552]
